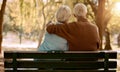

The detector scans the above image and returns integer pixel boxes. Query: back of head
[73,3,87,17]
[56,5,71,22]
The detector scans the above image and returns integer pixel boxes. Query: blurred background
[0,0,120,51]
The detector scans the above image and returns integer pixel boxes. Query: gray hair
[56,5,71,22]
[73,3,87,17]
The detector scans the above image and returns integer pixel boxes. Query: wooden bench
[4,51,117,72]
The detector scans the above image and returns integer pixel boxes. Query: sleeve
[46,23,70,39]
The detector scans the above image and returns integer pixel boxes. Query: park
[0,0,120,72]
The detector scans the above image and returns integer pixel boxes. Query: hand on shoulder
[46,21,54,27]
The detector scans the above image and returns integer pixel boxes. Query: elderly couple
[38,3,100,51]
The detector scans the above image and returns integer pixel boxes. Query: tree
[0,0,7,53]
[87,0,113,50]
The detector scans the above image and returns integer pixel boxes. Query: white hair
[73,3,87,17]
[56,5,71,22]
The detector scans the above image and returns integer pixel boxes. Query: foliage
[108,16,120,35]
[3,0,63,41]
[2,0,120,44]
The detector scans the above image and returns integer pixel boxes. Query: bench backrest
[4,51,117,72]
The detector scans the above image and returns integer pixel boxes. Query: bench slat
[5,61,116,68]
[5,70,116,72]
[4,51,117,59]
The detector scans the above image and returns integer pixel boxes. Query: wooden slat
[5,61,103,68]
[4,51,117,59]
[4,53,102,59]
[5,69,116,72]
[5,61,116,69]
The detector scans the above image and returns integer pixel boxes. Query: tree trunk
[0,0,7,53]
[96,0,105,50]
[104,28,112,50]
[117,33,120,47]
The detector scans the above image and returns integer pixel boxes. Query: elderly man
[38,5,71,51]
[47,3,100,51]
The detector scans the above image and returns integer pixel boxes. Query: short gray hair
[56,5,71,22]
[73,3,87,17]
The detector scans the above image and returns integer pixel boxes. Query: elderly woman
[38,5,71,51]
[47,3,100,51]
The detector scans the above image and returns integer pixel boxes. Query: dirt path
[2,32,38,49]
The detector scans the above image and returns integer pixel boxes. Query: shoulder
[91,23,97,28]
[89,23,99,33]
[85,22,98,32]
[87,22,98,29]
[91,24,98,31]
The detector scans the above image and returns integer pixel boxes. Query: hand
[46,21,53,27]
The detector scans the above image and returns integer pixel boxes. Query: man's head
[56,5,71,22]
[73,3,87,18]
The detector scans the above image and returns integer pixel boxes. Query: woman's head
[56,5,71,23]
[73,3,87,17]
